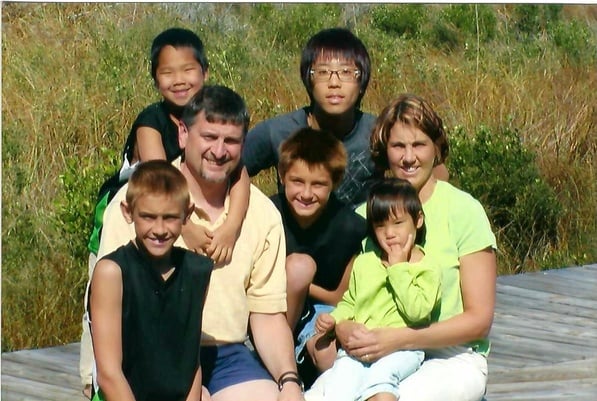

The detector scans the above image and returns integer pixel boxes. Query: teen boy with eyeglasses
[242,27,380,210]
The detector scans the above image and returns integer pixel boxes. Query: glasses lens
[311,68,359,82]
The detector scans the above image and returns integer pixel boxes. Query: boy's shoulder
[249,107,309,135]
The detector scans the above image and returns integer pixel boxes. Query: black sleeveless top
[92,242,213,401]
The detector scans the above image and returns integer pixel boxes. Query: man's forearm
[249,312,303,398]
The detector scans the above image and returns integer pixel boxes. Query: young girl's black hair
[366,178,426,248]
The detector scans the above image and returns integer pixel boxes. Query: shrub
[550,19,597,65]
[370,4,428,38]
[448,126,563,273]
[440,4,497,42]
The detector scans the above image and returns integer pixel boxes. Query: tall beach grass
[2,3,596,351]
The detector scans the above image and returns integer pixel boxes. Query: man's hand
[315,313,335,334]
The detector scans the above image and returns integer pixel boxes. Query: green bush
[513,4,563,37]
[440,4,497,42]
[371,4,428,38]
[550,19,597,65]
[448,126,563,272]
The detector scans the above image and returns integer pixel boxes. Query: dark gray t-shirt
[242,107,380,209]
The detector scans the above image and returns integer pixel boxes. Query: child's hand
[315,313,336,334]
[206,221,238,265]
[181,222,212,256]
[386,233,414,266]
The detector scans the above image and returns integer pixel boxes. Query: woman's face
[386,122,438,199]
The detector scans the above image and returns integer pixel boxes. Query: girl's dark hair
[366,178,426,247]
[150,28,209,82]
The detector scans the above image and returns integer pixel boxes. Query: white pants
[308,347,487,401]
[305,349,423,401]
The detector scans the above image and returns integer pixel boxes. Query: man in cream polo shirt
[92,85,304,401]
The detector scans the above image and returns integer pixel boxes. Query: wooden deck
[2,264,597,400]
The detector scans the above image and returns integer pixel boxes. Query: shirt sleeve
[330,268,357,323]
[96,185,135,262]
[387,261,441,325]
[450,193,497,257]
[242,120,277,177]
[246,199,287,313]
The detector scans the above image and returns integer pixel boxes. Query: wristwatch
[277,371,304,392]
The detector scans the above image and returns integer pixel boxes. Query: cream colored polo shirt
[97,158,287,346]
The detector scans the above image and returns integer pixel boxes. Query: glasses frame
[309,67,361,83]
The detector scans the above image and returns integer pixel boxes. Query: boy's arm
[135,126,167,162]
[184,366,202,401]
[90,259,136,401]
[207,165,250,265]
[308,254,356,305]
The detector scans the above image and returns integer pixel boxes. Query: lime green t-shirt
[330,248,441,329]
[357,181,496,356]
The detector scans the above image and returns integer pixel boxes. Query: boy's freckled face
[310,55,360,116]
[281,160,333,228]
[125,194,187,258]
[155,45,206,107]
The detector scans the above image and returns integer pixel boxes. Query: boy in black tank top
[87,160,213,401]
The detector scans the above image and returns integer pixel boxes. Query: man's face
[281,160,333,228]
[310,55,361,116]
[178,111,244,184]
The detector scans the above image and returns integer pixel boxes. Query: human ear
[120,201,133,224]
[178,122,189,149]
[416,211,424,230]
[183,202,195,224]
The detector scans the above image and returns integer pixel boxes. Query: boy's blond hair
[126,160,190,212]
[278,127,347,189]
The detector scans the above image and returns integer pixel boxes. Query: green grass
[2,3,596,351]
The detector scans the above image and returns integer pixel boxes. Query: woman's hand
[337,321,407,363]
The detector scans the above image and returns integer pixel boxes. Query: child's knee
[286,253,316,290]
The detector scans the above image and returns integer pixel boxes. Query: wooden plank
[489,358,597,382]
[1,374,85,401]
[493,298,597,328]
[496,284,597,313]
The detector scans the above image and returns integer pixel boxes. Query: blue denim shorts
[294,303,335,363]
[200,343,273,395]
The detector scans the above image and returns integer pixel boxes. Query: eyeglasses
[309,67,361,83]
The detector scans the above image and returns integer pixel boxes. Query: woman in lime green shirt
[313,93,497,401]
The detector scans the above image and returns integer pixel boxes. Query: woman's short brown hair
[370,94,449,172]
